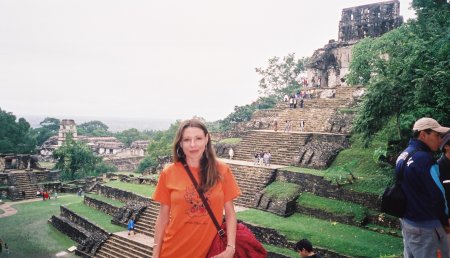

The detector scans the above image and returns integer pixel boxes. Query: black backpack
[380,149,419,217]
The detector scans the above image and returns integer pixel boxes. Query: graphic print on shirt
[184,185,211,218]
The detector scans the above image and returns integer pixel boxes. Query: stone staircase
[234,131,311,166]
[227,162,276,207]
[278,97,353,109]
[243,86,360,134]
[276,107,336,132]
[9,172,39,200]
[334,86,359,99]
[134,201,159,237]
[95,233,152,258]
[277,86,357,108]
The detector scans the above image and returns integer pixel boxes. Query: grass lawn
[265,244,298,258]
[85,193,125,207]
[298,193,368,224]
[104,181,155,197]
[283,167,325,177]
[237,209,403,257]
[65,202,124,233]
[0,195,81,258]
[327,131,394,195]
[264,182,300,200]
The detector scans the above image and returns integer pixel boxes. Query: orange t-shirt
[152,161,241,258]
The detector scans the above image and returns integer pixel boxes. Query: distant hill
[22,115,174,132]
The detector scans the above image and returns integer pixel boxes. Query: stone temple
[306,0,403,88]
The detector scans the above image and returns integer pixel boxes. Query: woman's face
[180,126,208,162]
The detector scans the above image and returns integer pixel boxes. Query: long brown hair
[173,119,220,192]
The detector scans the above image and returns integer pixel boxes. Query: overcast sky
[0,0,416,122]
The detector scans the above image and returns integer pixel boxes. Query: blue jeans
[401,219,449,258]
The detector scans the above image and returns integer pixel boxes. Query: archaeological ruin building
[306,0,403,88]
[0,2,407,258]
[38,119,149,171]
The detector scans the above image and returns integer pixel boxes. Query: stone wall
[256,193,298,217]
[214,142,238,159]
[275,170,380,210]
[97,185,151,206]
[338,0,403,42]
[50,215,90,244]
[60,206,110,236]
[326,111,355,134]
[84,195,120,216]
[51,211,108,257]
[0,173,8,186]
[210,131,243,142]
[306,41,355,88]
[34,170,60,182]
[294,133,349,169]
[306,1,403,88]
[103,156,144,172]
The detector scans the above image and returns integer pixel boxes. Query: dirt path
[0,196,70,218]
[0,198,42,218]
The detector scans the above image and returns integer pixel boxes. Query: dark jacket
[438,154,450,208]
[397,139,448,226]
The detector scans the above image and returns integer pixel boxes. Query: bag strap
[397,148,420,182]
[181,160,225,238]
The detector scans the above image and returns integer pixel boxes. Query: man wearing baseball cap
[397,117,450,257]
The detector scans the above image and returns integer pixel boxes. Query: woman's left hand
[212,246,235,258]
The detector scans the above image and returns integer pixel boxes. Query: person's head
[172,118,218,191]
[440,133,450,155]
[413,117,450,151]
[294,239,313,257]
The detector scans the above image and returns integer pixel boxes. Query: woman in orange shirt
[152,119,241,258]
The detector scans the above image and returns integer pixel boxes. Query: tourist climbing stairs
[95,233,152,258]
[134,201,159,237]
[276,107,335,132]
[233,130,310,166]
[10,171,39,200]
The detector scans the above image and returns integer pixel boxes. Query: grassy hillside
[327,127,396,195]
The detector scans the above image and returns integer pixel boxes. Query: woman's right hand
[212,246,235,258]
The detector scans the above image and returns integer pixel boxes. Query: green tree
[77,120,111,136]
[347,0,450,144]
[53,136,101,180]
[94,161,118,174]
[138,121,179,172]
[40,117,60,132]
[255,53,308,97]
[32,117,60,146]
[215,95,278,132]
[0,108,36,154]
[115,128,150,147]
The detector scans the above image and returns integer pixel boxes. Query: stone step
[101,242,150,258]
[96,248,125,258]
[109,238,151,254]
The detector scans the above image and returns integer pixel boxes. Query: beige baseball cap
[413,117,450,134]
